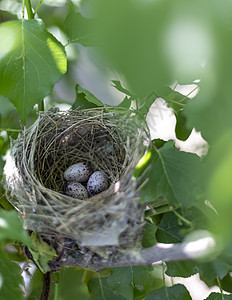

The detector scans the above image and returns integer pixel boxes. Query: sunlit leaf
[0,20,67,123]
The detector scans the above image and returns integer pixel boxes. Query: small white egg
[65,182,88,199]
[64,162,92,182]
[87,171,108,197]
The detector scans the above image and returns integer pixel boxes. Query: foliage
[0,0,232,299]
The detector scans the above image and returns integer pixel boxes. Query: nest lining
[3,107,149,261]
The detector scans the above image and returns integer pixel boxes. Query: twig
[40,272,52,300]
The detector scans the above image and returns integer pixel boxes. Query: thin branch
[48,238,215,272]
[40,272,51,300]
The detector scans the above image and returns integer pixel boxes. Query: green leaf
[153,139,166,149]
[0,248,24,300]
[140,141,202,208]
[116,96,131,109]
[145,284,192,300]
[158,86,189,113]
[73,84,104,109]
[138,92,157,116]
[88,277,127,300]
[27,268,43,300]
[175,110,192,141]
[0,20,67,123]
[141,221,157,248]
[204,293,232,300]
[107,267,133,300]
[133,150,153,179]
[0,132,10,179]
[91,1,173,99]
[221,273,232,293]
[132,266,154,300]
[0,209,30,245]
[184,81,232,144]
[0,9,18,22]
[28,232,57,273]
[199,259,229,287]
[64,11,95,46]
[206,130,232,243]
[60,268,89,300]
[166,260,199,278]
[0,186,13,210]
[106,266,153,300]
[156,211,183,243]
[112,80,135,98]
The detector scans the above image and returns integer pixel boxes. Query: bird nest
[3,107,149,270]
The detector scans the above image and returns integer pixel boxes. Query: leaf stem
[167,99,185,107]
[25,0,34,19]
[145,205,172,218]
[173,209,193,229]
[179,85,199,103]
[97,273,106,300]
[53,272,61,300]
[34,0,44,15]
[22,0,25,19]
[216,277,225,300]
[0,128,21,133]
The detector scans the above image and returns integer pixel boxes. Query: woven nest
[3,107,149,268]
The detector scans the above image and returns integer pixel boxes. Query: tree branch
[48,237,215,272]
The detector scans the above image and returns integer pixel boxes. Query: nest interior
[3,108,149,264]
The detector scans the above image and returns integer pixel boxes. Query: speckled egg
[64,162,93,182]
[87,171,108,197]
[64,182,88,199]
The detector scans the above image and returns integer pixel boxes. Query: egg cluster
[64,162,108,199]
